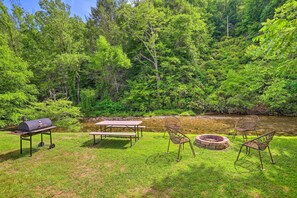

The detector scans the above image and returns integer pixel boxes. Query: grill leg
[20,136,22,154]
[30,135,32,157]
[49,130,53,145]
[41,133,43,143]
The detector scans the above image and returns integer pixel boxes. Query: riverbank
[82,115,297,136]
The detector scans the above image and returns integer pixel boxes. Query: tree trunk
[76,72,80,104]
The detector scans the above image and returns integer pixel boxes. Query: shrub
[94,99,126,116]
[80,89,96,115]
[20,99,81,131]
[179,110,196,116]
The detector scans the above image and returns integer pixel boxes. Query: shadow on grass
[81,138,132,149]
[234,156,264,173]
[146,152,177,166]
[143,137,297,197]
[143,163,271,197]
[0,148,38,162]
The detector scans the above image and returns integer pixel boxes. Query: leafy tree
[236,0,286,37]
[249,0,297,114]
[0,34,37,127]
[92,35,131,100]
[0,2,22,54]
[17,0,87,101]
[118,1,165,96]
[87,0,122,48]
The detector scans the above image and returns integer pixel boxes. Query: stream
[82,115,297,136]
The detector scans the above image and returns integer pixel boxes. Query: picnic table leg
[93,135,96,145]
[130,136,132,147]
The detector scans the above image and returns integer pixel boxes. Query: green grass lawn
[0,132,296,198]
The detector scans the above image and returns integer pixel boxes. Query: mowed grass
[0,132,296,198]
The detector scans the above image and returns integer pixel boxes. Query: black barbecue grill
[10,117,56,156]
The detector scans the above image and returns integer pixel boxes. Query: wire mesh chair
[164,117,182,137]
[234,115,260,141]
[235,131,276,170]
[165,125,196,162]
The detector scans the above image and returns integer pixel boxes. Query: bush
[20,99,81,131]
[144,109,184,117]
[94,99,126,116]
[179,110,196,116]
[80,89,96,115]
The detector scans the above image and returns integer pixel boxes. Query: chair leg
[167,138,171,153]
[235,145,244,163]
[242,132,248,142]
[258,150,264,170]
[232,130,237,140]
[267,146,275,164]
[189,141,196,157]
[177,144,181,162]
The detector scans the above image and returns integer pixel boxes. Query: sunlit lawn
[0,132,296,197]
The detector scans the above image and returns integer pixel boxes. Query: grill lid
[18,118,52,132]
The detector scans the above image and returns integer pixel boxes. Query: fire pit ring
[195,134,229,150]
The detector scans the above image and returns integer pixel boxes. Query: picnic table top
[95,120,142,126]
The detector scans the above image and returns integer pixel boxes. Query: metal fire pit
[195,134,229,150]
[10,117,56,156]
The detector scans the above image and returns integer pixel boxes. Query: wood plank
[89,132,136,137]
[95,121,142,126]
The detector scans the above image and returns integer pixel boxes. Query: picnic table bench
[89,132,137,147]
[106,125,145,137]
[90,121,143,147]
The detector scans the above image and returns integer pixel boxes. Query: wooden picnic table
[90,120,143,147]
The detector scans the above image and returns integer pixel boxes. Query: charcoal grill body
[11,118,56,156]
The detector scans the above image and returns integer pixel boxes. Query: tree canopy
[0,0,296,126]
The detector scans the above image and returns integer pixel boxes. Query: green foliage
[20,99,81,131]
[179,110,196,116]
[0,34,36,127]
[251,0,297,61]
[0,0,295,117]
[208,63,269,113]
[92,35,131,100]
[80,89,96,115]
[261,79,297,114]
[94,99,126,116]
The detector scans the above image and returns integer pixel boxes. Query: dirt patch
[35,186,80,198]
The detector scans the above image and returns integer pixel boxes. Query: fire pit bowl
[195,134,229,150]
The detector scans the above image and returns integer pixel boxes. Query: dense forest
[0,0,296,128]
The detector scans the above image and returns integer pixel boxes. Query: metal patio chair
[165,125,196,162]
[235,131,276,170]
[234,115,260,141]
[164,117,182,137]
